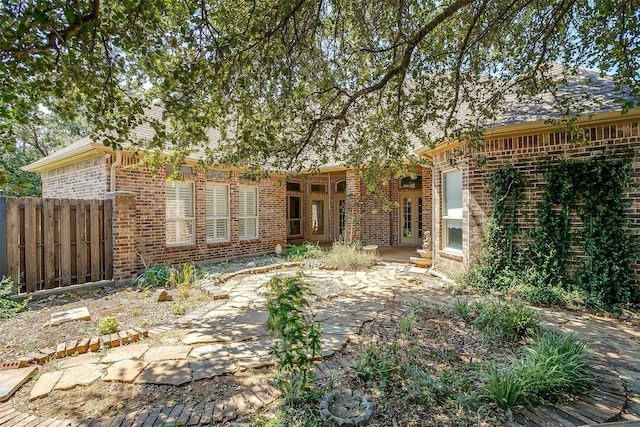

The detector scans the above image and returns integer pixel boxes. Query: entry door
[309,197,328,241]
[400,192,423,245]
[334,195,347,240]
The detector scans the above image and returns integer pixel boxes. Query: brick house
[24,66,640,285]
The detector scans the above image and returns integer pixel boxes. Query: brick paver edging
[0,357,361,427]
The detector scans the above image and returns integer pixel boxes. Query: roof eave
[22,142,113,173]
[418,107,640,158]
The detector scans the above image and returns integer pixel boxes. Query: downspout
[110,151,122,192]
[328,172,332,241]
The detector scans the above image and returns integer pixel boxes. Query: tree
[0,110,86,196]
[1,0,638,177]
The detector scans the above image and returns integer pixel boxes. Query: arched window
[336,180,347,193]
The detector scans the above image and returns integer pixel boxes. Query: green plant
[135,264,172,288]
[465,298,541,342]
[282,242,324,260]
[480,363,532,410]
[323,242,376,271]
[0,276,28,319]
[479,331,590,410]
[169,262,195,287]
[170,303,186,315]
[97,316,119,335]
[404,364,451,406]
[265,274,321,405]
[355,345,401,390]
[399,301,422,335]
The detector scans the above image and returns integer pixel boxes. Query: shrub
[323,242,376,271]
[0,276,27,319]
[97,316,119,335]
[282,242,324,260]
[479,331,590,410]
[265,274,321,405]
[458,298,541,342]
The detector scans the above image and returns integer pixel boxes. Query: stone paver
[189,343,229,359]
[135,360,191,386]
[29,371,63,401]
[191,359,236,381]
[99,343,148,363]
[54,364,104,390]
[4,262,640,426]
[182,323,266,345]
[102,359,148,383]
[226,340,272,359]
[143,345,192,362]
[49,307,90,327]
[0,367,37,402]
[57,353,101,369]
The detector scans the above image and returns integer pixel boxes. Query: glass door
[309,197,327,241]
[400,192,423,245]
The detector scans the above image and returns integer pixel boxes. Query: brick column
[108,191,139,282]
[345,170,362,243]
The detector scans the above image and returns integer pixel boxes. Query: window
[286,182,301,192]
[206,183,229,243]
[443,170,463,251]
[239,186,258,239]
[310,184,326,193]
[165,181,195,246]
[336,180,347,193]
[400,175,422,189]
[287,196,302,236]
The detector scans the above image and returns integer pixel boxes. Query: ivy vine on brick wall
[461,163,525,292]
[530,155,638,307]
[464,155,638,309]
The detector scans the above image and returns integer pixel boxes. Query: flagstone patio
[0,261,638,426]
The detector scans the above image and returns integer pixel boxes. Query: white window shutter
[206,183,229,242]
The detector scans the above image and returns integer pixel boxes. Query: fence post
[0,190,6,279]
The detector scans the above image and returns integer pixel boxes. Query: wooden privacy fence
[0,194,113,294]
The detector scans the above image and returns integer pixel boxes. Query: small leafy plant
[355,345,401,390]
[265,274,321,405]
[135,264,172,288]
[0,276,27,319]
[97,316,119,335]
[169,262,195,288]
[170,303,186,315]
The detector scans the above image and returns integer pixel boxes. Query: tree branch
[6,0,101,57]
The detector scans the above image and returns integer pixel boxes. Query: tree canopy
[1,0,639,175]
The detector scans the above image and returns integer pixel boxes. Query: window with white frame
[205,183,229,243]
[443,169,463,251]
[165,181,195,246]
[239,185,258,239]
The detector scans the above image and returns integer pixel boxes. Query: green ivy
[464,155,638,309]
[461,163,525,292]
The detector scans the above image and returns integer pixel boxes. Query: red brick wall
[431,115,640,283]
[114,156,287,271]
[41,156,109,199]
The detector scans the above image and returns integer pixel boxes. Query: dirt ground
[3,262,517,426]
